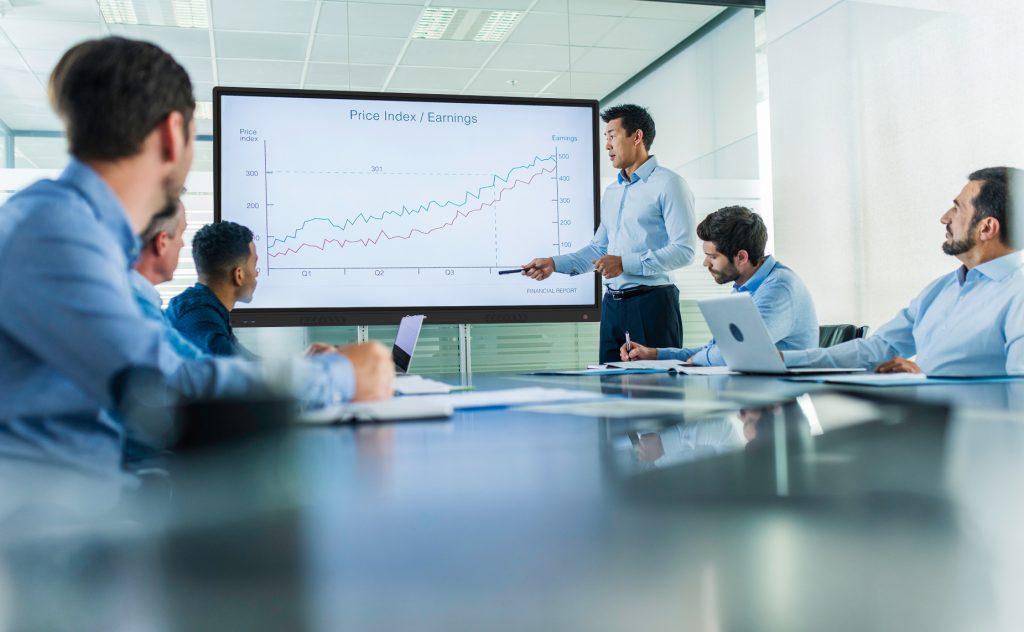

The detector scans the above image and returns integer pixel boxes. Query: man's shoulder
[0,179,92,244]
[168,286,223,320]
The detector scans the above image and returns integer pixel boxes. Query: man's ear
[634,129,645,148]
[232,265,245,288]
[153,231,170,256]
[734,249,750,267]
[977,216,1001,243]
[157,111,186,164]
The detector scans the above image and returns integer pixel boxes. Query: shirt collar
[129,270,162,308]
[58,158,141,264]
[965,250,1024,282]
[735,255,778,294]
[194,282,231,319]
[616,155,659,185]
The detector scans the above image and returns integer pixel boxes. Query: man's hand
[619,341,657,361]
[336,341,395,401]
[522,257,555,280]
[304,342,337,356]
[592,255,623,279]
[874,357,923,374]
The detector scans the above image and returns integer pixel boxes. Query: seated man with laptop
[621,206,818,366]
[784,167,1024,376]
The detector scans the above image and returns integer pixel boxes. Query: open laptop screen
[393,315,425,374]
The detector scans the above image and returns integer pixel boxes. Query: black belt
[605,284,673,300]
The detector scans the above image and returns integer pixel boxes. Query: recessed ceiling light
[172,0,208,28]
[412,7,522,42]
[473,10,521,42]
[412,7,456,39]
[506,79,519,86]
[98,0,208,28]
[194,101,212,120]
[98,0,137,25]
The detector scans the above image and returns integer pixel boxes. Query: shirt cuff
[550,254,570,274]
[656,347,689,361]
[781,350,810,368]
[620,252,643,276]
[296,353,356,406]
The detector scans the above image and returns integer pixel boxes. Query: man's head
[601,104,655,172]
[192,222,259,306]
[941,167,1021,257]
[49,37,196,225]
[697,206,768,285]
[135,198,187,285]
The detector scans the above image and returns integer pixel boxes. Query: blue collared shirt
[167,283,256,359]
[550,156,696,290]
[129,271,206,361]
[784,251,1024,376]
[657,256,819,365]
[0,160,356,471]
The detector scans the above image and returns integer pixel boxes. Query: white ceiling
[0,0,724,167]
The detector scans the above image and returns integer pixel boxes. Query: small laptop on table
[697,294,864,375]
[393,315,425,374]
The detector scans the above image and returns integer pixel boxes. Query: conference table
[2,371,1023,630]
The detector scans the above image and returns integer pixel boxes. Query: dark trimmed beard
[942,233,975,256]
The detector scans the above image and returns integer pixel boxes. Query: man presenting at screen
[522,104,696,363]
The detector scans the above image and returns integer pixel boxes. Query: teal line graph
[266,153,556,249]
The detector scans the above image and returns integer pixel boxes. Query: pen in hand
[625,331,633,361]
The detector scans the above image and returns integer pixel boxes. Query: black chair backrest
[819,324,857,348]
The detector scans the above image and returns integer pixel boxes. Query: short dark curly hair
[49,37,195,161]
[600,104,655,150]
[192,222,254,280]
[696,206,768,264]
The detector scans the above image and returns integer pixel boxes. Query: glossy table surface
[2,371,1024,631]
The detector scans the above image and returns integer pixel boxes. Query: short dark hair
[696,206,768,264]
[192,222,254,280]
[967,167,1023,245]
[49,37,195,161]
[600,104,655,150]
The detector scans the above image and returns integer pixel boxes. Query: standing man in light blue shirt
[0,37,393,472]
[784,167,1024,376]
[622,206,818,365]
[522,104,696,362]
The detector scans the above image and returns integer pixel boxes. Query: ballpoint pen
[624,331,633,360]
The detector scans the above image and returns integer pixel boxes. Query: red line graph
[268,167,553,258]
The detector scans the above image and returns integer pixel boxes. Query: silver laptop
[697,294,864,375]
[392,315,425,374]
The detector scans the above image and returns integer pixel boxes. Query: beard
[710,265,740,285]
[942,232,975,255]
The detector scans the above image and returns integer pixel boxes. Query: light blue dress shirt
[783,251,1024,376]
[0,160,356,471]
[657,256,819,366]
[550,156,696,290]
[129,270,205,360]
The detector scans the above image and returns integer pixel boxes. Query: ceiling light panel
[413,7,522,42]
[99,0,208,28]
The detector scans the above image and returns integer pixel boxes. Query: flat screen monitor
[214,87,601,327]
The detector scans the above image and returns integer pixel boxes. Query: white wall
[767,0,1024,329]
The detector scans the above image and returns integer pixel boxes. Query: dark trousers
[599,285,682,363]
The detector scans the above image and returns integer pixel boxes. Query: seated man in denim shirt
[622,206,818,365]
[167,221,260,359]
[131,198,204,360]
